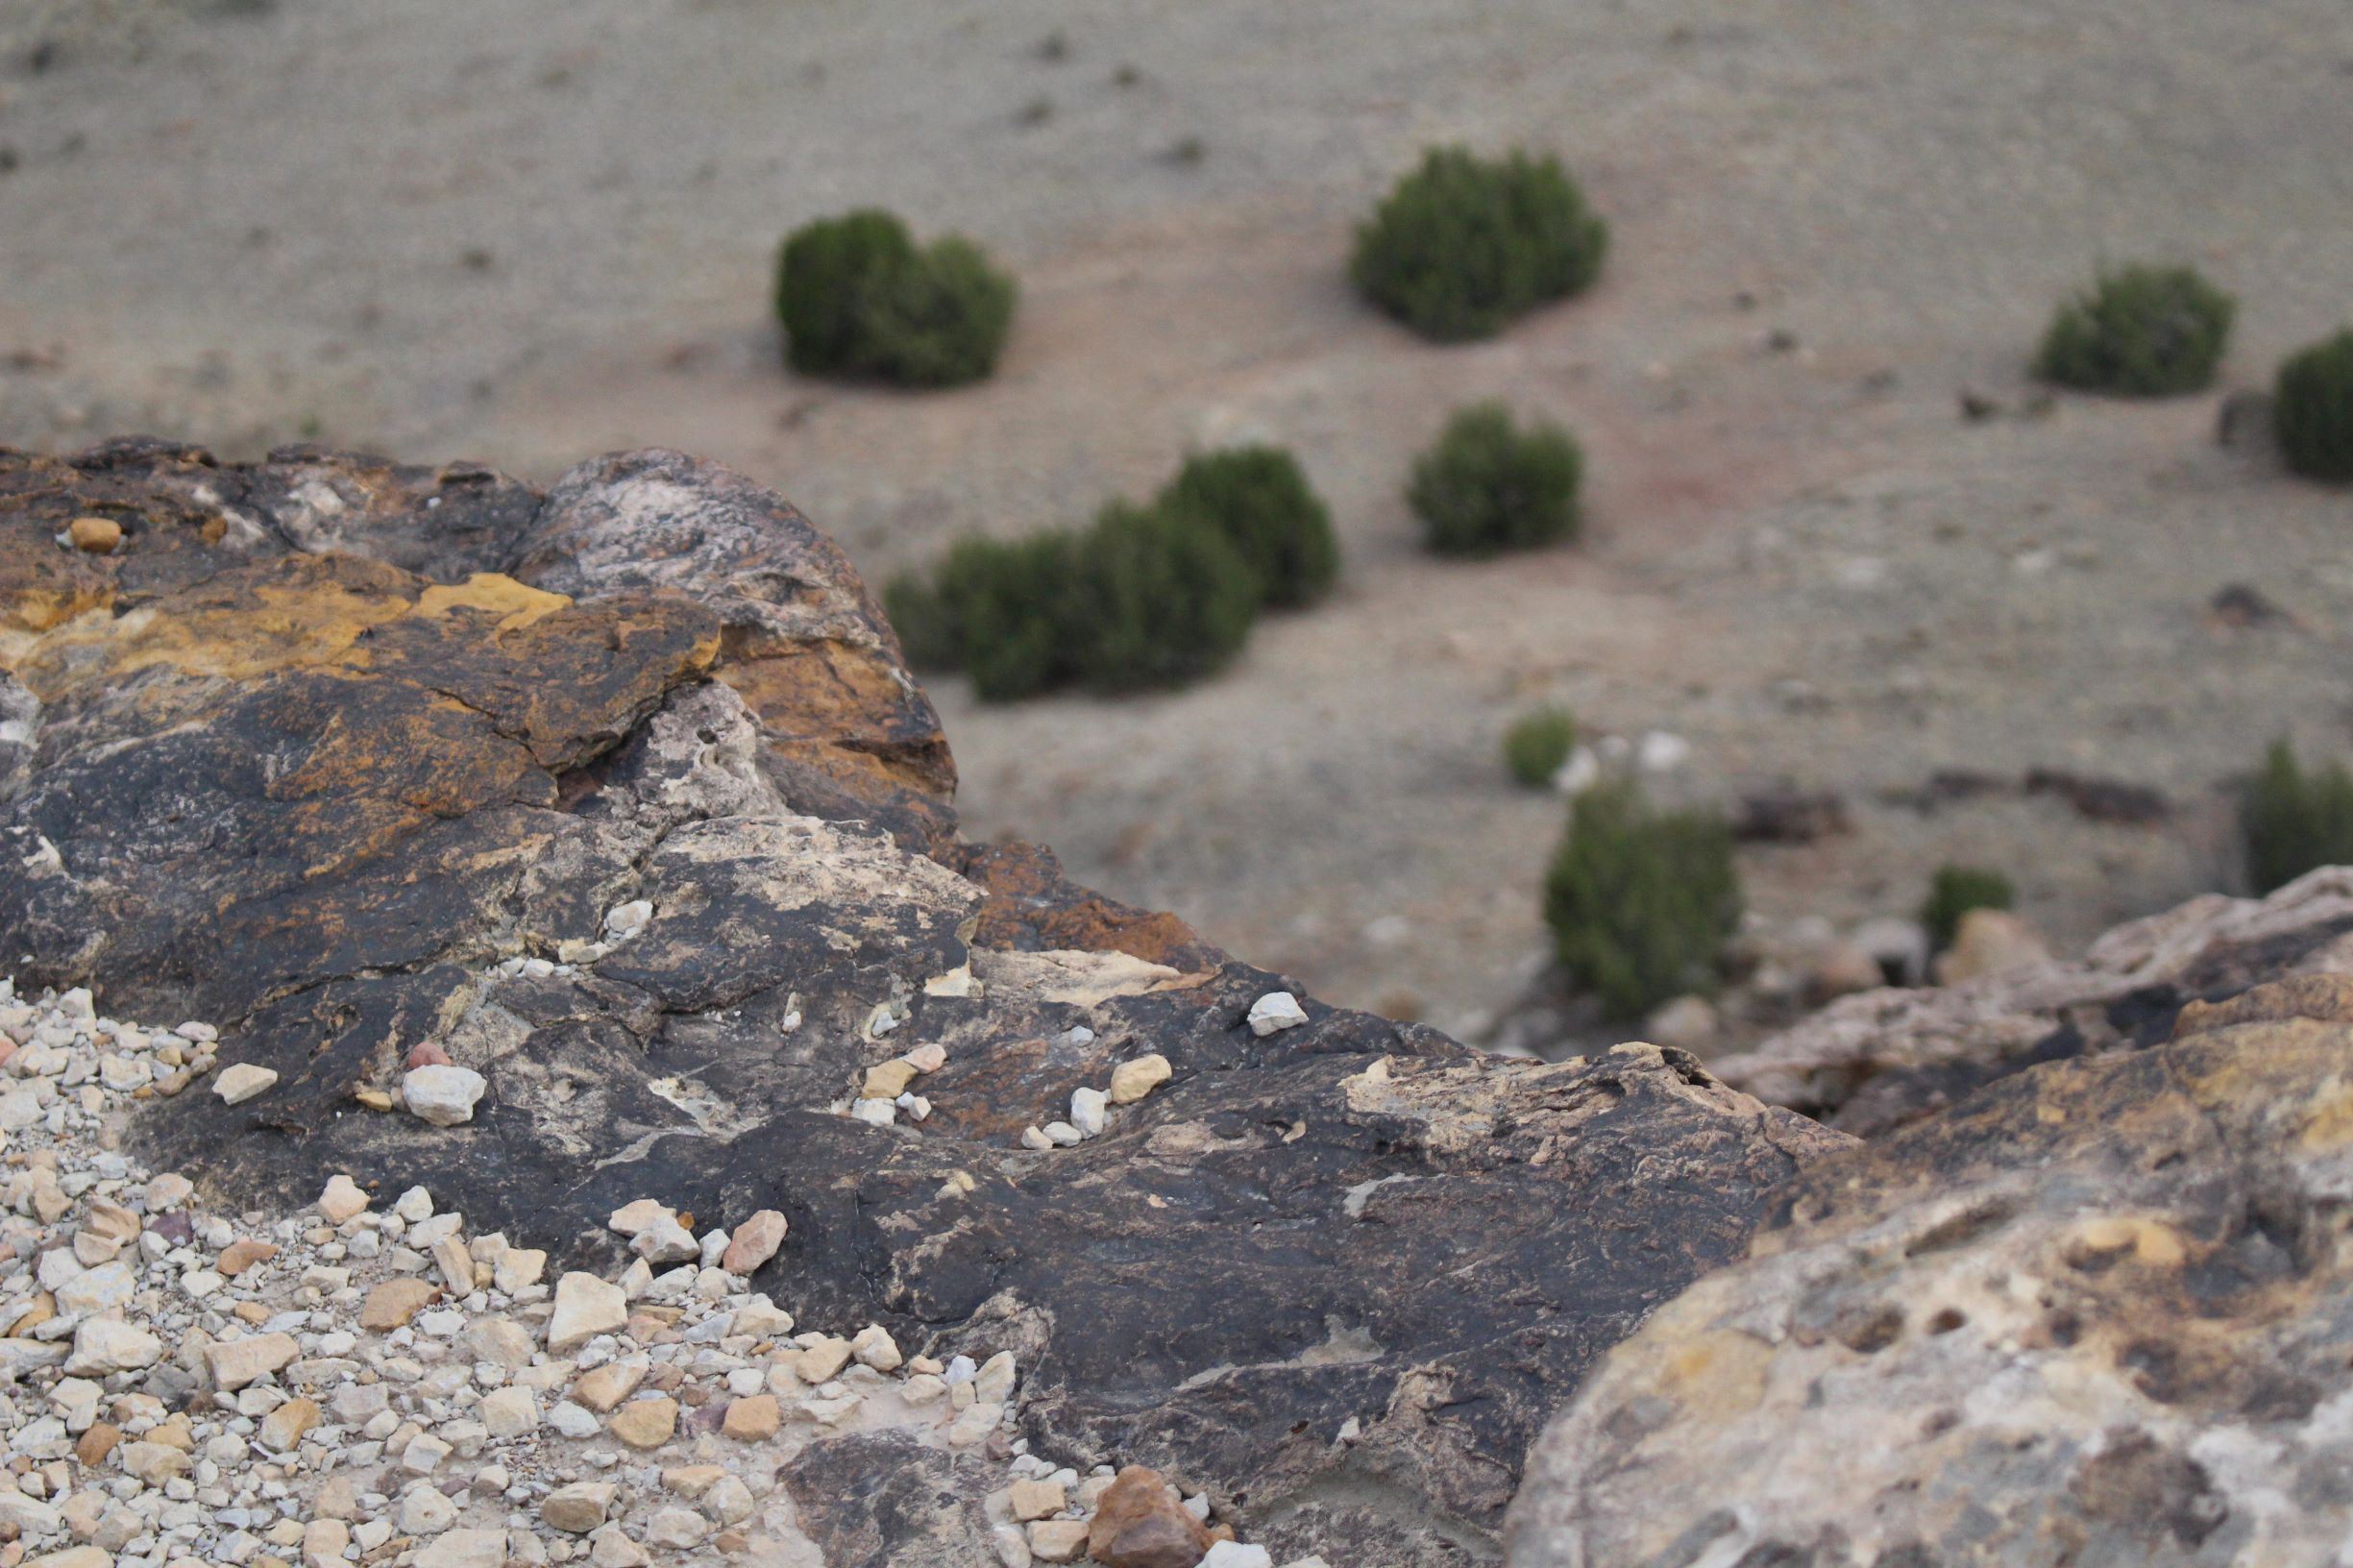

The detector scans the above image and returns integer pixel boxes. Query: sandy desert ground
[5,0,2352,1039]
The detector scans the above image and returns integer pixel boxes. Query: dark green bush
[1543,783,1740,1021]
[1352,146,1608,342]
[1503,707,1578,789]
[1071,502,1259,693]
[775,211,1017,388]
[2274,330,2353,483]
[1157,446,1338,608]
[1409,403,1583,557]
[2242,740,2353,894]
[884,533,1080,701]
[887,501,1261,702]
[2035,264,2235,397]
[1920,865,2017,952]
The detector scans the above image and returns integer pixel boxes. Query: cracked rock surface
[0,440,1851,1563]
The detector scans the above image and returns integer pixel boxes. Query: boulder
[1712,866,2353,1135]
[1507,978,2353,1565]
[0,442,1850,1562]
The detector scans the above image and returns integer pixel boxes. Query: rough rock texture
[1711,867,2353,1135]
[1507,974,2353,1566]
[0,440,1851,1563]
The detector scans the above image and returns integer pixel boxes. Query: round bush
[1157,446,1338,608]
[886,533,1079,702]
[2274,330,2353,483]
[775,212,1017,388]
[2035,264,2235,397]
[1409,403,1583,557]
[1072,502,1259,693]
[1352,146,1608,342]
[1919,864,2016,952]
[775,210,916,378]
[1543,783,1740,1021]
[2242,739,2353,894]
[1503,707,1578,789]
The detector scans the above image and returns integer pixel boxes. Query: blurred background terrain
[6,0,2353,1041]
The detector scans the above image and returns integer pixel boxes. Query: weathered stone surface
[0,443,1852,1561]
[1714,866,2353,1136]
[1508,980,2353,1566]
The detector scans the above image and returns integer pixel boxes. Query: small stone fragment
[66,516,122,554]
[851,1322,903,1371]
[1010,1479,1066,1521]
[1246,992,1309,1037]
[1089,1466,1213,1568]
[721,1394,779,1441]
[608,1198,669,1236]
[1042,1121,1083,1147]
[549,1271,628,1352]
[402,1064,488,1126]
[1020,1125,1054,1151]
[572,1359,647,1412]
[1071,1086,1108,1138]
[541,1482,618,1533]
[722,1209,788,1274]
[214,1063,280,1105]
[64,1318,162,1375]
[317,1174,370,1222]
[259,1398,320,1452]
[608,1396,679,1449]
[905,1041,947,1073]
[850,1096,897,1127]
[360,1277,440,1332]
[1199,1546,1273,1568]
[1028,1519,1091,1563]
[217,1238,279,1276]
[1108,1054,1172,1104]
[797,1337,854,1382]
[862,1058,919,1100]
[415,1527,507,1568]
[206,1332,299,1389]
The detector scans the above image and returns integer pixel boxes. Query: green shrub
[2274,330,2353,483]
[1071,502,1259,693]
[1409,403,1583,557]
[1503,707,1578,789]
[1157,446,1338,608]
[1920,865,2017,951]
[775,211,1017,388]
[2242,740,2353,894]
[1352,146,1608,342]
[2034,264,2234,396]
[884,533,1080,701]
[1543,783,1740,1021]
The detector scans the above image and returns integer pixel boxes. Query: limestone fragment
[722,1209,787,1274]
[1108,1054,1172,1104]
[1071,1086,1108,1138]
[541,1482,617,1533]
[1089,1466,1213,1568]
[213,1063,280,1105]
[549,1271,628,1351]
[1246,992,1309,1037]
[402,1064,488,1126]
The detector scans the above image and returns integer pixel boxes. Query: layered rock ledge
[0,441,1851,1564]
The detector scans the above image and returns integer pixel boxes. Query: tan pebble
[73,1422,121,1468]
[66,516,122,554]
[720,1210,787,1275]
[316,1175,370,1223]
[861,1059,919,1101]
[1009,1478,1066,1522]
[659,1465,725,1499]
[721,1395,779,1442]
[571,1360,646,1413]
[607,1397,678,1449]
[259,1398,320,1453]
[904,1041,947,1074]
[358,1277,439,1332]
[216,1239,279,1277]
[1108,1054,1173,1105]
[1027,1518,1090,1563]
[796,1338,853,1383]
[354,1089,395,1112]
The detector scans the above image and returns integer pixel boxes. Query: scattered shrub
[1543,783,1740,1021]
[1071,502,1259,693]
[1503,707,1578,789]
[883,533,1079,701]
[1920,865,2017,951]
[1158,446,1339,608]
[2242,740,2353,894]
[887,498,1262,702]
[2274,329,2353,483]
[1352,146,1608,342]
[775,210,1017,388]
[1409,403,1583,557]
[2035,264,2235,396]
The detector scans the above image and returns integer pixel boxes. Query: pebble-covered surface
[0,980,1331,1568]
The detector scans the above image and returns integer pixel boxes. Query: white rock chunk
[402,1064,487,1126]
[1247,992,1310,1037]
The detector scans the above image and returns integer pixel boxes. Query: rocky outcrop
[0,440,1850,1563]
[1710,868,2353,1136]
[1506,973,2353,1565]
